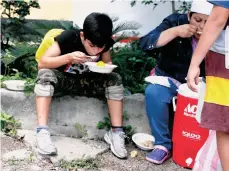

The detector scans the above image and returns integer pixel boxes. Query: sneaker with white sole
[36,129,57,155]
[104,129,127,159]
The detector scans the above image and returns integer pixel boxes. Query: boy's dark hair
[83,12,113,48]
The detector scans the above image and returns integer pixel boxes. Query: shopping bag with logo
[193,131,222,171]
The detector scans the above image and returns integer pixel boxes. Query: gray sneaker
[104,129,127,158]
[36,129,57,155]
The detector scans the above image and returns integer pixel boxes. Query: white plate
[85,62,117,74]
[2,80,26,91]
[132,133,155,151]
[145,76,171,88]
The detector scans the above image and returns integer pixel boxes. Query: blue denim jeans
[145,67,179,151]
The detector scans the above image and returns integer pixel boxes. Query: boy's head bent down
[80,12,113,56]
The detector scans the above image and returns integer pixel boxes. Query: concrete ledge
[0,88,150,139]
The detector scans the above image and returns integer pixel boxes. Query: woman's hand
[187,64,200,92]
[176,24,198,38]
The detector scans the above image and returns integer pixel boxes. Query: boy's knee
[107,72,122,86]
[105,84,124,100]
[34,69,57,97]
[36,69,57,84]
[34,84,54,96]
[105,73,123,100]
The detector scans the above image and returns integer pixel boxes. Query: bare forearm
[38,54,72,69]
[156,27,178,47]
[101,50,112,63]
[191,7,229,66]
[102,57,112,64]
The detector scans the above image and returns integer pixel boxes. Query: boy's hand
[176,24,197,38]
[70,51,88,64]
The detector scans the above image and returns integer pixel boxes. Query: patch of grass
[7,158,20,166]
[0,112,21,137]
[96,116,111,131]
[123,125,136,140]
[75,123,88,137]
[96,112,136,142]
[28,152,35,162]
[0,72,35,96]
[60,158,98,170]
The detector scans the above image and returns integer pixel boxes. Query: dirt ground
[1,134,190,171]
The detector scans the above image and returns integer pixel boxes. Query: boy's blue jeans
[145,67,179,151]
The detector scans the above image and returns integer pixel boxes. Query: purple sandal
[146,145,171,164]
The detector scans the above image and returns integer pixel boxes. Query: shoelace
[115,131,127,149]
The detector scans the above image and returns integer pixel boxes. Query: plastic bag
[196,80,206,123]
[193,131,222,171]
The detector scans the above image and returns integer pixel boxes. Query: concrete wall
[1,88,151,139]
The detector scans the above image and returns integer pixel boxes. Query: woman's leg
[145,84,176,151]
[216,131,229,171]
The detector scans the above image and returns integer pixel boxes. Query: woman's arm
[156,24,197,47]
[187,6,229,91]
[190,6,229,67]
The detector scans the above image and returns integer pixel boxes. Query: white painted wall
[26,0,186,36]
[26,0,73,20]
[72,0,178,36]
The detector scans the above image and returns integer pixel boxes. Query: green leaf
[130,0,136,7]
[96,121,105,129]
[112,21,141,35]
[122,112,129,121]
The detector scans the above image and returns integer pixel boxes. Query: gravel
[1,134,190,171]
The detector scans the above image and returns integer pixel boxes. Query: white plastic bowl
[132,133,155,151]
[3,80,26,91]
[85,62,117,74]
